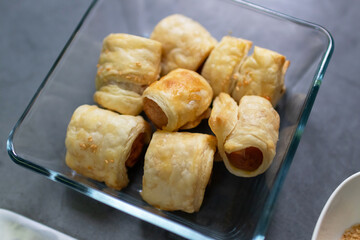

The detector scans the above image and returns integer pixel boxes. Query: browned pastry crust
[143,68,213,131]
[65,105,151,190]
[150,14,217,75]
[231,46,290,106]
[201,36,252,97]
[94,33,162,115]
[141,131,217,213]
[209,93,280,177]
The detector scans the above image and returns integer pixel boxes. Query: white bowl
[0,208,75,240]
[312,172,360,240]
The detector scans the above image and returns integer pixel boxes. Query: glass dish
[7,0,333,239]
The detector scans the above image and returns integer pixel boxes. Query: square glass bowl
[7,0,333,239]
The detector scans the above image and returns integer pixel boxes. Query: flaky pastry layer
[143,69,213,131]
[94,33,161,115]
[151,14,217,75]
[202,36,252,97]
[141,131,216,213]
[65,105,151,190]
[231,46,289,106]
[209,93,279,177]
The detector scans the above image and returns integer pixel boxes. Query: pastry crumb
[79,143,87,150]
[341,223,360,240]
[90,144,98,153]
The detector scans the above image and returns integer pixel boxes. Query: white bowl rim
[311,171,360,240]
[0,208,75,239]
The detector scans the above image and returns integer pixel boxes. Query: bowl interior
[312,172,360,240]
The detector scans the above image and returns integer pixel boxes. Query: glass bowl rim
[7,0,334,239]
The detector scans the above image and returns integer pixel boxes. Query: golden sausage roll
[65,105,151,190]
[141,131,217,213]
[209,93,279,177]
[201,36,252,97]
[143,69,213,131]
[94,33,162,115]
[150,14,217,75]
[231,46,290,106]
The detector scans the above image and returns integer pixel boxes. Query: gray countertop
[1,0,359,239]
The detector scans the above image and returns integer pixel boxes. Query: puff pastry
[141,131,217,213]
[150,14,217,75]
[143,68,213,131]
[94,33,162,115]
[231,46,290,106]
[65,105,151,190]
[201,36,252,97]
[209,93,279,177]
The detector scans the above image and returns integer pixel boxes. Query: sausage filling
[126,133,145,167]
[226,147,263,172]
[143,97,168,129]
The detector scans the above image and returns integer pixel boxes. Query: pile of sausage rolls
[64,14,289,213]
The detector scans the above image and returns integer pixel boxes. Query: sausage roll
[143,69,213,131]
[141,131,217,213]
[231,46,290,106]
[209,93,280,177]
[150,14,217,76]
[94,33,162,115]
[201,36,252,97]
[65,105,151,190]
